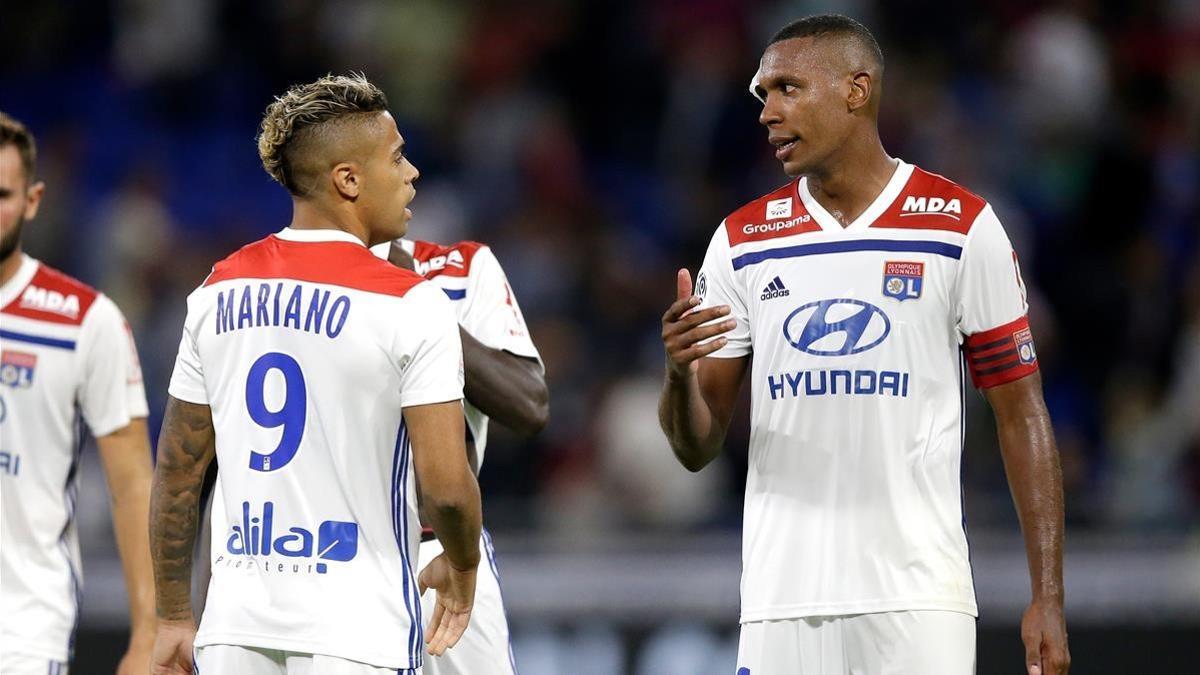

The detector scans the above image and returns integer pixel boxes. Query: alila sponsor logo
[415,250,465,276]
[742,214,812,236]
[19,286,80,318]
[216,501,359,575]
[760,276,790,301]
[899,196,962,220]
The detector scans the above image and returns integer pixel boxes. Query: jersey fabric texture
[194,645,413,675]
[370,239,538,674]
[169,228,464,670]
[0,254,148,663]
[696,161,1037,623]
[735,610,976,674]
[370,239,541,467]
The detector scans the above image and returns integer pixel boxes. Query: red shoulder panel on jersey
[203,236,424,297]
[872,167,987,235]
[724,180,821,246]
[410,240,484,279]
[964,315,1039,389]
[1,264,99,326]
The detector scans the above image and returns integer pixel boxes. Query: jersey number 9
[245,352,307,472]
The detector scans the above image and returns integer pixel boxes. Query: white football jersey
[169,228,464,670]
[1,254,148,662]
[370,239,541,468]
[697,161,1038,623]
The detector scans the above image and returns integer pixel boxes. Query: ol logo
[882,261,923,301]
[1,352,37,389]
[783,299,891,356]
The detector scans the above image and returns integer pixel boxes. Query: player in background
[0,112,155,674]
[658,16,1068,675]
[149,74,482,675]
[373,236,547,675]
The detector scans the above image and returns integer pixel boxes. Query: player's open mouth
[771,136,798,160]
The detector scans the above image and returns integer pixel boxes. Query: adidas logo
[760,276,790,301]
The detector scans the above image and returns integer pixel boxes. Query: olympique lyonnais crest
[1,351,38,388]
[1014,327,1037,365]
[882,261,924,301]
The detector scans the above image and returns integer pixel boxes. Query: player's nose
[759,95,783,126]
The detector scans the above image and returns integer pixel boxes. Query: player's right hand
[662,268,735,379]
[418,553,478,656]
[150,619,196,674]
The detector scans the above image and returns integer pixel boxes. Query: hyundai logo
[783,299,891,356]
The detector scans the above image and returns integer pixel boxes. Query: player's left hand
[150,619,197,674]
[418,553,478,656]
[1021,599,1070,674]
[115,629,153,675]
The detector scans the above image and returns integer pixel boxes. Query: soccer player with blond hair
[149,74,482,675]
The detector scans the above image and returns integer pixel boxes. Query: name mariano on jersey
[168,228,465,670]
[697,161,1037,622]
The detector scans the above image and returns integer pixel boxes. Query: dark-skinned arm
[148,396,216,673]
[460,328,548,438]
[658,269,747,472]
[985,372,1070,675]
[387,240,548,438]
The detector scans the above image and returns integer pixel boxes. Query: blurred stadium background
[3,0,1198,673]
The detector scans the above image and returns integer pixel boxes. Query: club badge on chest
[882,261,924,301]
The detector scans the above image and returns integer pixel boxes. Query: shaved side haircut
[769,14,884,73]
[257,73,389,196]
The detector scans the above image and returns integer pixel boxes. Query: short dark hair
[0,110,37,182]
[769,14,883,70]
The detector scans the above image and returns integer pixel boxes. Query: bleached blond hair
[257,73,388,195]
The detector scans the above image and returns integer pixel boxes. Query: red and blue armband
[963,315,1039,389]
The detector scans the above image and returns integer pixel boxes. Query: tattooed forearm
[150,396,216,622]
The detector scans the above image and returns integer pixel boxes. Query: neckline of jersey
[0,254,39,307]
[797,160,914,234]
[274,227,368,247]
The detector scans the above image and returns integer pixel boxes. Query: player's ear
[847,71,871,112]
[331,163,360,200]
[23,180,45,220]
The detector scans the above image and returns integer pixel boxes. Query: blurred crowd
[3,0,1198,541]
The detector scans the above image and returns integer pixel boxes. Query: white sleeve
[460,246,540,361]
[956,204,1029,336]
[167,289,209,405]
[396,283,466,408]
[696,223,752,357]
[956,205,1039,389]
[78,295,150,437]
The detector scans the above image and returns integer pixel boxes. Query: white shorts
[0,653,69,675]
[418,529,517,675]
[735,610,976,675]
[195,645,415,674]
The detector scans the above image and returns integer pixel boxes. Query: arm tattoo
[150,396,216,622]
